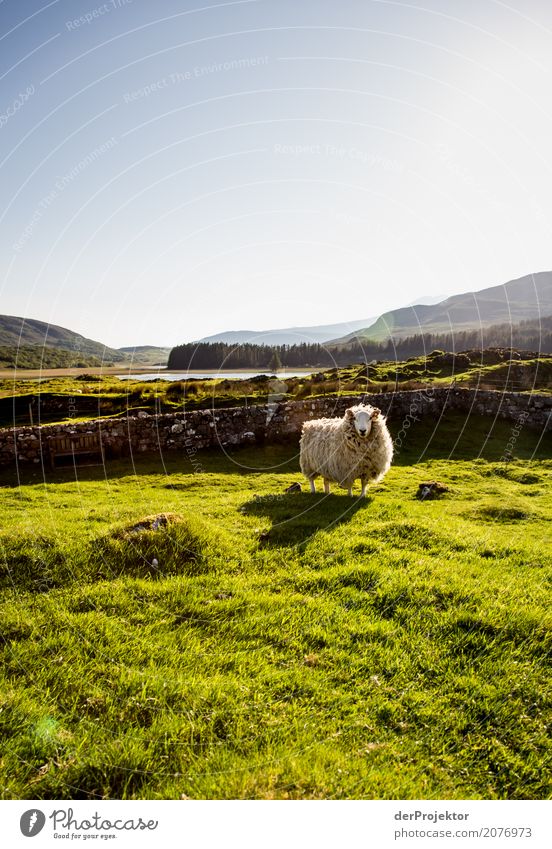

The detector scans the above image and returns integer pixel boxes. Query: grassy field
[0,413,550,800]
[2,351,551,428]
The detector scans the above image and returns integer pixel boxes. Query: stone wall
[1,387,550,468]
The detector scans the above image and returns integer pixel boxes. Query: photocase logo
[20,809,46,837]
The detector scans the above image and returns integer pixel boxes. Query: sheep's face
[346,405,380,438]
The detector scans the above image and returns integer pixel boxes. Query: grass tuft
[90,514,220,580]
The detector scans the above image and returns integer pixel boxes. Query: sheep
[299,403,393,497]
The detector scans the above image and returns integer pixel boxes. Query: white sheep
[299,404,393,497]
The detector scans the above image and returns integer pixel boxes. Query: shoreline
[0,366,316,380]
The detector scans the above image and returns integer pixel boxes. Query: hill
[333,271,552,344]
[0,315,126,362]
[169,314,552,371]
[118,345,171,365]
[198,317,376,346]
[0,345,104,370]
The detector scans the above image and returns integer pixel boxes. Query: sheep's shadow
[241,491,371,548]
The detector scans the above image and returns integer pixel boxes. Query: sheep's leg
[308,478,316,494]
[360,480,367,498]
[347,486,353,497]
[323,478,331,495]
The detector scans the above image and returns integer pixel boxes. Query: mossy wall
[1,388,550,468]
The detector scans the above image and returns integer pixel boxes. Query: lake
[116,370,315,382]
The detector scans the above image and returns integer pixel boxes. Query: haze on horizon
[1,0,552,348]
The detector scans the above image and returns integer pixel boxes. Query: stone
[285,482,302,493]
[416,481,449,500]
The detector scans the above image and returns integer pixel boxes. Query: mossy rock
[90,513,216,580]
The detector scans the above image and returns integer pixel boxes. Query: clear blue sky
[1,0,552,347]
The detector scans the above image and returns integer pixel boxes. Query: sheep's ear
[371,407,381,419]
[346,408,355,420]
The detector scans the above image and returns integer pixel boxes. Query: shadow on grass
[0,413,549,489]
[388,412,551,465]
[0,443,300,488]
[241,491,371,548]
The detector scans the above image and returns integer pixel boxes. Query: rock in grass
[416,481,449,500]
[119,512,180,536]
[94,512,214,581]
[285,482,302,493]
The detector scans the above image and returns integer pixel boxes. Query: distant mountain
[118,345,171,365]
[169,311,552,370]
[198,317,377,347]
[332,271,552,344]
[0,315,126,362]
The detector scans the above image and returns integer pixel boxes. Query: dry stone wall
[0,387,550,468]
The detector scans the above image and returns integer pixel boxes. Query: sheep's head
[345,404,381,439]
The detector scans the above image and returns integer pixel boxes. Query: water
[116,370,314,382]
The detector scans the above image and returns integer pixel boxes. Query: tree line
[168,315,552,370]
[168,341,335,370]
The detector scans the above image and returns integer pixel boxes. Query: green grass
[2,350,551,428]
[0,414,550,799]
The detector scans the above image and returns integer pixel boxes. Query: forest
[168,315,552,369]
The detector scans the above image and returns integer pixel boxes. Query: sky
[1,0,552,348]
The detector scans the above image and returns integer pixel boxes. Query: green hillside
[118,345,171,365]
[0,345,105,370]
[0,315,126,362]
[334,271,552,343]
